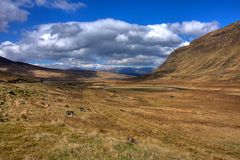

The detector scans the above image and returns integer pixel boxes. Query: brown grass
[0,79,240,160]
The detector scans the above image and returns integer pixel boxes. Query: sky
[0,0,239,70]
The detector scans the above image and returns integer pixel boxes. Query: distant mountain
[105,67,155,76]
[145,21,240,81]
[0,56,128,81]
[68,66,155,76]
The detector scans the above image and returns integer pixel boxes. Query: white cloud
[0,0,29,32]
[35,0,86,11]
[116,34,129,42]
[0,19,219,68]
[0,41,22,59]
[0,0,86,31]
[108,55,165,66]
[169,20,220,36]
[146,24,180,42]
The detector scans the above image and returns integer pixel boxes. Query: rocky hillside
[147,21,240,81]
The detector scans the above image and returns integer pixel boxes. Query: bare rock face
[146,21,240,81]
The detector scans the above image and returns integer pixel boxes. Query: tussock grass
[0,81,240,160]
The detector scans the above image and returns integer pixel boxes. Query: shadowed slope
[0,56,128,81]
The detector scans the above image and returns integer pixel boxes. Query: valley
[0,78,239,160]
[0,21,240,160]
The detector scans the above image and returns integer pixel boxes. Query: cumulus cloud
[169,21,220,36]
[0,0,86,31]
[108,55,165,66]
[0,19,219,69]
[0,0,29,32]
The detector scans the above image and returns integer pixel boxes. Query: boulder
[79,107,87,112]
[127,137,138,144]
[66,111,76,117]
[7,91,16,95]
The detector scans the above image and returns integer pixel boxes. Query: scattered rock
[0,101,4,105]
[168,95,175,98]
[7,91,16,95]
[20,101,25,105]
[21,114,27,120]
[127,137,138,144]
[66,111,76,117]
[0,118,6,122]
[99,129,107,133]
[65,105,70,108]
[79,107,87,112]
[0,115,9,122]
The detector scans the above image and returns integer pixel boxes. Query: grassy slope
[147,21,240,81]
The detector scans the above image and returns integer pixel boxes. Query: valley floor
[0,80,240,160]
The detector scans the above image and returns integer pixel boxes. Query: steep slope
[0,56,128,81]
[147,21,240,81]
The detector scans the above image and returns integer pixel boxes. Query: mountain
[68,66,155,76]
[145,21,240,81]
[0,56,128,81]
[104,67,155,76]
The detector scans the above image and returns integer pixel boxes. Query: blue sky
[2,0,240,42]
[0,0,239,69]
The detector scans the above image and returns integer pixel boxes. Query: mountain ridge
[0,56,128,81]
[145,21,240,81]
